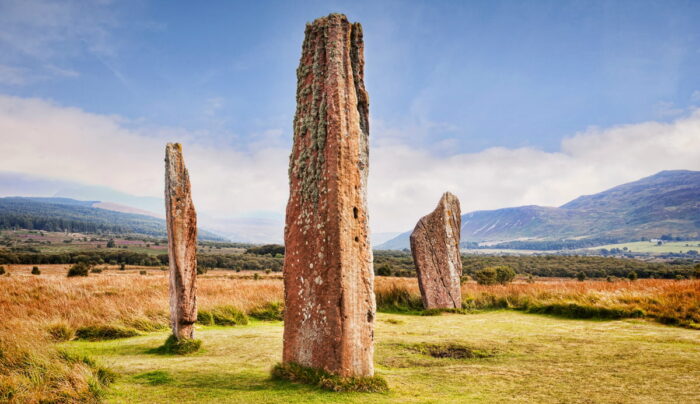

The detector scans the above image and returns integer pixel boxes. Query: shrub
[576,272,586,282]
[271,362,388,393]
[628,271,638,281]
[253,273,260,280]
[119,263,126,271]
[474,266,517,285]
[90,267,103,273]
[376,263,393,276]
[31,266,41,275]
[75,325,140,341]
[139,270,147,275]
[0,265,4,275]
[67,262,90,277]
[151,335,201,355]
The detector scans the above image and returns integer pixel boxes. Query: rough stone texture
[410,192,463,309]
[283,13,374,377]
[164,143,198,340]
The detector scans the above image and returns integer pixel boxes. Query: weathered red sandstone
[410,192,463,309]
[283,13,375,377]
[164,143,198,340]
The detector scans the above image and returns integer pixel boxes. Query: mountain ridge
[378,170,700,250]
[0,196,226,241]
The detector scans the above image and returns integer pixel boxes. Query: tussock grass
[150,335,202,355]
[75,325,141,341]
[271,362,389,393]
[198,305,248,326]
[248,301,284,321]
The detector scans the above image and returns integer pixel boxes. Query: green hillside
[0,197,225,241]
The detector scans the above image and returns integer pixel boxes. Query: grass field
[1,268,698,402]
[590,240,700,254]
[62,312,700,403]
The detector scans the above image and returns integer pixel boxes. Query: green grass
[61,312,700,403]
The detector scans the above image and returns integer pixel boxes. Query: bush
[0,265,4,275]
[473,266,517,285]
[576,272,586,282]
[151,334,201,355]
[628,271,638,281]
[67,262,90,277]
[31,266,41,275]
[90,267,103,273]
[119,263,126,271]
[271,362,388,392]
[139,270,147,275]
[376,263,393,276]
[75,325,140,341]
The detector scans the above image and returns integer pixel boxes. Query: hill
[0,196,225,241]
[378,170,700,250]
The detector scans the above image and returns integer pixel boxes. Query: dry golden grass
[376,276,700,326]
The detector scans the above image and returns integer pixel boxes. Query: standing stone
[410,192,462,309]
[283,13,374,377]
[164,143,198,340]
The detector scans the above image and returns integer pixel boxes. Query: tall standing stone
[164,143,198,340]
[410,192,463,309]
[283,13,374,377]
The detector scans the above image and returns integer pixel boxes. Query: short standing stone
[283,13,375,377]
[410,192,463,309]
[164,143,198,340]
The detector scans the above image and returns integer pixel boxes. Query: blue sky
[1,0,699,241]
[3,0,699,152]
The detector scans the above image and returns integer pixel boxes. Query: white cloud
[1,94,699,241]
[369,110,700,232]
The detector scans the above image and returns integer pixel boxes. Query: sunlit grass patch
[133,370,173,385]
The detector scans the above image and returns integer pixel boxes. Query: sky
[1,0,699,243]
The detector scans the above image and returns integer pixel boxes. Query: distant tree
[494,266,516,285]
[627,271,638,281]
[119,263,126,271]
[475,266,516,285]
[693,264,700,280]
[0,266,5,275]
[576,271,586,282]
[376,263,393,277]
[31,266,41,275]
[106,239,115,248]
